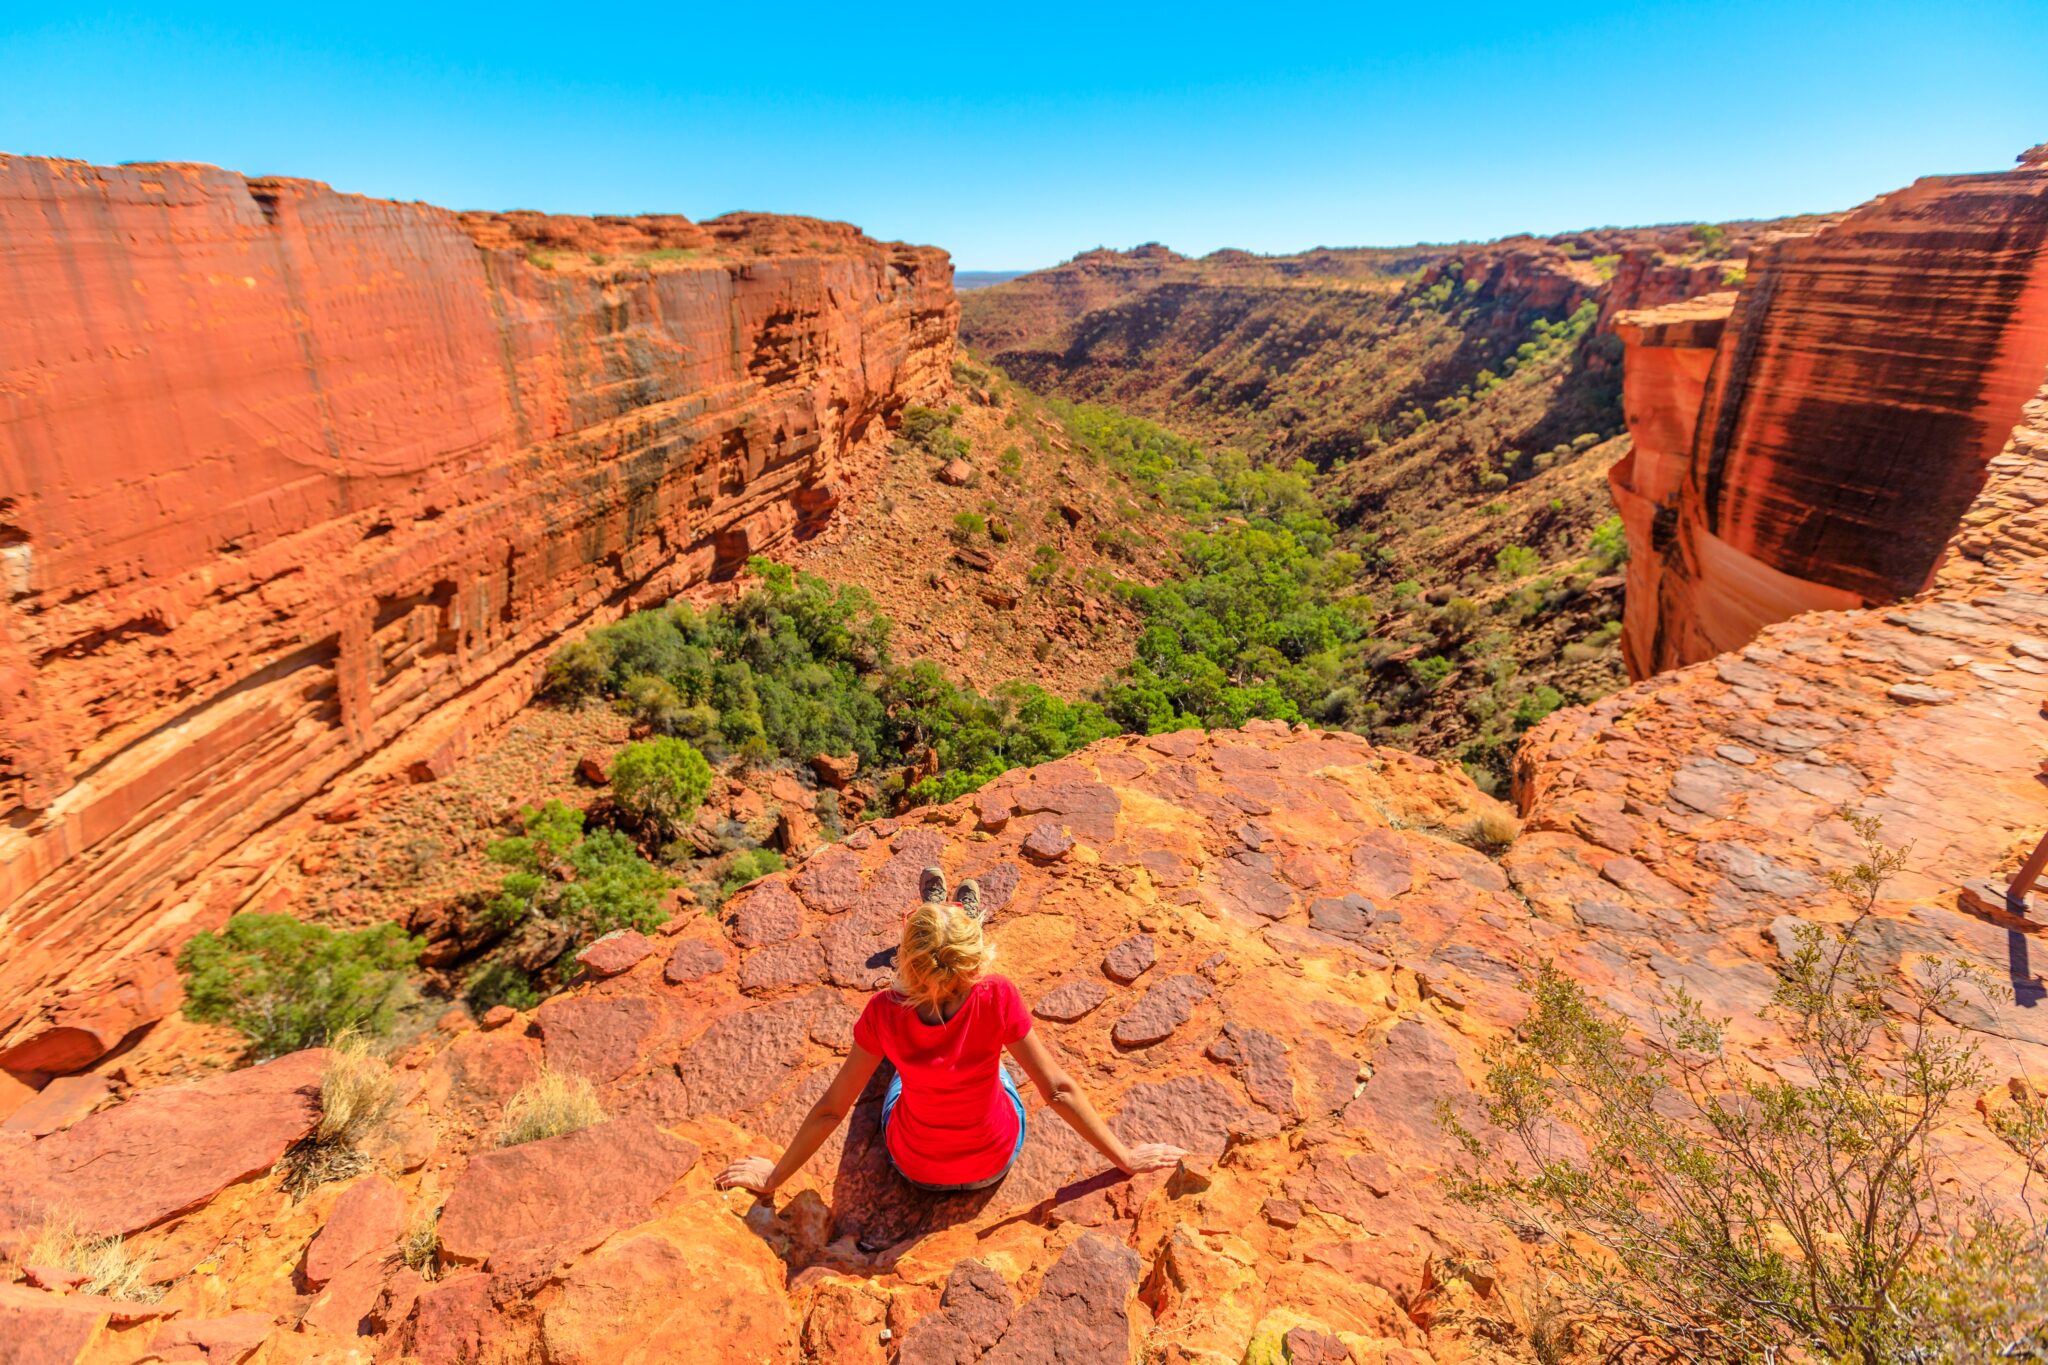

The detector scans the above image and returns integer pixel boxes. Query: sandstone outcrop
[1612,160,2048,676]
[4,681,2041,1360]
[0,155,955,1075]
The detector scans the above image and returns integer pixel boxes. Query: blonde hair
[894,901,994,1012]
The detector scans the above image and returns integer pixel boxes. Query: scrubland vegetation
[1449,816,2048,1362]
[176,913,422,1058]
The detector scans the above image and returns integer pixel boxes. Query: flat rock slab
[0,1048,326,1237]
[0,1283,118,1363]
[576,930,656,978]
[304,1175,405,1288]
[663,938,729,985]
[1110,975,1210,1048]
[1034,979,1109,1022]
[667,998,816,1118]
[1021,823,1074,862]
[438,1117,698,1265]
[1306,893,1379,944]
[1,1073,113,1138]
[1207,1022,1297,1119]
[980,1233,1140,1365]
[728,878,805,949]
[536,995,661,1084]
[1100,935,1156,984]
[148,1311,273,1363]
[897,1260,1014,1365]
[1110,1074,1248,1155]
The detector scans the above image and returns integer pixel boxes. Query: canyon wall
[0,156,955,1073]
[1612,162,2048,677]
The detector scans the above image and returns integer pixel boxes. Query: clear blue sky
[5,3,2044,269]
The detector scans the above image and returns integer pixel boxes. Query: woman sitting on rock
[716,868,1185,1196]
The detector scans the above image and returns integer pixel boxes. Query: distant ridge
[955,269,1028,291]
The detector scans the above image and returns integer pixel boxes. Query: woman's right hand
[715,1156,779,1195]
[1119,1142,1187,1174]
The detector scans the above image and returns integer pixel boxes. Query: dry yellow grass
[496,1069,605,1147]
[281,1031,403,1194]
[24,1216,161,1302]
[1461,806,1520,853]
[401,1207,442,1279]
[315,1032,402,1148]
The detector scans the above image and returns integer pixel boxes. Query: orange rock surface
[1612,161,2048,676]
[0,155,955,1074]
[2,653,2042,1359]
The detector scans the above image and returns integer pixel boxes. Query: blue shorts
[882,1065,1026,1192]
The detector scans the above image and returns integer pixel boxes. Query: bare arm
[715,1042,883,1195]
[1007,1031,1183,1175]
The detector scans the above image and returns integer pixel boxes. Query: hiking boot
[920,866,949,906]
[955,878,984,922]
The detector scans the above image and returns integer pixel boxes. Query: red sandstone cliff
[0,156,955,1073]
[1612,161,2048,677]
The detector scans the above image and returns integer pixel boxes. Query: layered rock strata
[0,156,955,1073]
[1612,161,2048,677]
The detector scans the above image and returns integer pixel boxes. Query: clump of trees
[543,558,1116,812]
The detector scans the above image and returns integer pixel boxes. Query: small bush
[610,737,714,839]
[1513,684,1565,729]
[483,801,670,948]
[721,847,786,896]
[498,1069,606,1147]
[23,1217,161,1302]
[1586,514,1629,571]
[542,637,614,699]
[1410,655,1454,690]
[951,511,988,542]
[464,960,542,1013]
[177,914,422,1059]
[1495,544,1540,581]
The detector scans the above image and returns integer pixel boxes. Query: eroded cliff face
[0,156,955,1073]
[1612,163,2048,677]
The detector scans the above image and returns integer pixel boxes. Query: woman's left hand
[715,1156,778,1194]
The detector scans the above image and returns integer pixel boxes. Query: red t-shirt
[853,975,1033,1186]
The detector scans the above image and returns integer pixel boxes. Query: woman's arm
[714,1042,883,1196]
[1007,1031,1185,1175]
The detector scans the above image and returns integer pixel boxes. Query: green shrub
[611,738,714,839]
[1494,545,1540,580]
[1447,815,2048,1362]
[484,800,669,944]
[177,913,422,1059]
[542,637,614,699]
[951,511,987,541]
[900,405,971,461]
[465,961,542,1013]
[721,847,786,895]
[1512,684,1565,728]
[1587,514,1629,571]
[1410,655,1454,690]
